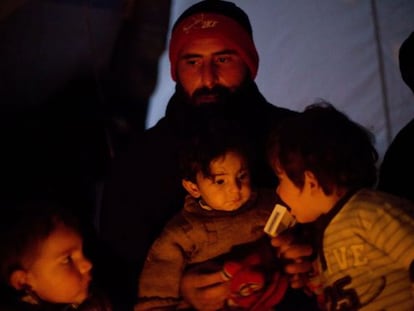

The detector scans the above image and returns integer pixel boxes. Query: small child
[0,200,112,311]
[267,101,414,310]
[135,121,288,310]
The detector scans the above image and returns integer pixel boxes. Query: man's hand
[180,265,230,311]
[270,231,314,288]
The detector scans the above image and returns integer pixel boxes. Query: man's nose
[201,62,216,88]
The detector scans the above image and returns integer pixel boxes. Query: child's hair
[267,101,378,195]
[179,117,252,183]
[0,200,82,286]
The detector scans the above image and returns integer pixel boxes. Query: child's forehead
[210,151,247,168]
[36,224,82,258]
[202,153,246,178]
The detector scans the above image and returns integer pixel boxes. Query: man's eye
[215,179,225,185]
[185,58,199,66]
[216,56,230,63]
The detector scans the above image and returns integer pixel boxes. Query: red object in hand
[222,252,288,310]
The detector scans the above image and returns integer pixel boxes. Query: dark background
[0,0,171,219]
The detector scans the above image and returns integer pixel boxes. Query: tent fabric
[1,0,414,170]
[147,0,414,161]
[0,0,122,110]
[0,0,171,205]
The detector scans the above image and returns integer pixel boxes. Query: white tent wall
[146,0,414,164]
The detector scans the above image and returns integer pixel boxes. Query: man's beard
[190,85,232,107]
[176,79,252,109]
[169,80,256,134]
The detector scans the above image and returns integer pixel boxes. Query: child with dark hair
[135,120,289,310]
[267,101,414,310]
[0,201,112,311]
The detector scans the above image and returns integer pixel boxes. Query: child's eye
[215,179,225,185]
[62,255,73,265]
[238,171,249,180]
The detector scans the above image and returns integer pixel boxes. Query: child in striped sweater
[267,101,414,310]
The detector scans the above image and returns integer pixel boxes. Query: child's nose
[229,179,242,192]
[78,255,93,274]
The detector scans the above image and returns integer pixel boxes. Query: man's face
[176,37,250,106]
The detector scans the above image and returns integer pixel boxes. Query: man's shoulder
[137,117,171,139]
[116,117,173,157]
[266,102,298,118]
[103,116,178,189]
[258,102,299,134]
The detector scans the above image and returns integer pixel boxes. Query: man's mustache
[192,85,231,101]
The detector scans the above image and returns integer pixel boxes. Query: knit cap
[169,0,259,81]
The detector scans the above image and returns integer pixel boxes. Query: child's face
[275,169,324,223]
[24,224,92,305]
[193,151,251,211]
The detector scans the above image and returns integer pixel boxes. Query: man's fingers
[289,274,309,289]
[181,269,229,310]
[284,260,313,275]
[190,271,227,288]
[280,244,313,260]
[270,233,294,248]
[197,301,226,311]
[191,281,229,311]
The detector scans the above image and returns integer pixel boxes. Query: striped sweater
[315,189,414,310]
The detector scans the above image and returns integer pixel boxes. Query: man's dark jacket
[97,81,297,309]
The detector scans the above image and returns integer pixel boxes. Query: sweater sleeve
[135,219,194,310]
[361,201,414,270]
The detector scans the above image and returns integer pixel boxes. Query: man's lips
[196,94,219,102]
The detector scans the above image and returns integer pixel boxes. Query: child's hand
[270,232,314,288]
[180,265,230,311]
